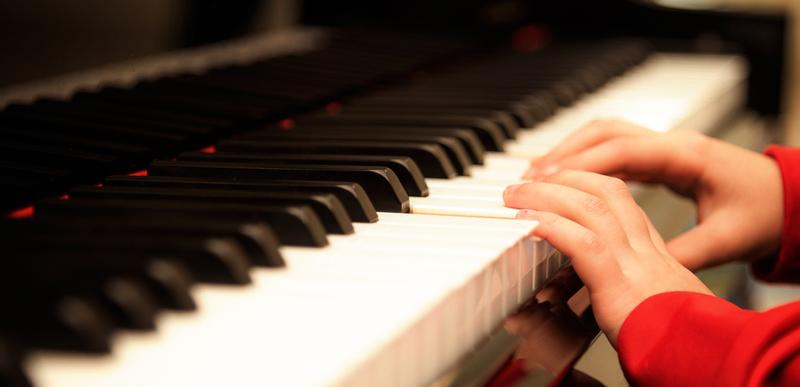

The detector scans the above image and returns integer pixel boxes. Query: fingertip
[516,209,539,220]
[504,317,522,335]
[522,167,537,180]
[523,164,560,181]
[542,164,560,176]
[503,183,524,199]
[529,156,545,165]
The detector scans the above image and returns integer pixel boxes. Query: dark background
[0,0,788,116]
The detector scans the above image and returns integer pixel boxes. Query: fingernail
[542,164,560,176]
[516,209,539,220]
[522,167,536,180]
[504,183,523,197]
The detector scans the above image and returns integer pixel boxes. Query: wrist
[753,145,800,282]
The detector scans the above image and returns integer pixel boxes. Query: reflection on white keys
[26,53,745,387]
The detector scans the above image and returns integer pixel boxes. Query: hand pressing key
[522,119,784,271]
[503,169,711,344]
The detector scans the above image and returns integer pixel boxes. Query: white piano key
[28,215,540,387]
[410,196,519,219]
[425,178,514,193]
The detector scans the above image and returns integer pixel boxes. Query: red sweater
[618,145,800,386]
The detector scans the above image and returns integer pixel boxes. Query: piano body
[0,1,788,386]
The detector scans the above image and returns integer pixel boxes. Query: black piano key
[180,152,429,197]
[293,114,507,152]
[45,255,198,312]
[218,139,457,179]
[347,95,540,127]
[0,337,31,387]
[6,103,216,140]
[0,288,113,353]
[0,140,121,171]
[1,128,152,160]
[366,88,555,112]
[136,259,197,311]
[167,71,333,101]
[0,249,163,331]
[93,277,159,330]
[0,112,189,151]
[2,220,196,310]
[5,225,255,285]
[282,124,485,165]
[36,197,329,248]
[149,160,410,213]
[3,216,283,268]
[69,185,354,236]
[240,130,472,176]
[59,97,234,131]
[87,85,288,122]
[169,73,331,102]
[0,161,73,186]
[334,106,521,138]
[2,246,161,330]
[397,73,590,110]
[136,78,298,108]
[18,270,160,331]
[104,175,379,223]
[0,162,73,211]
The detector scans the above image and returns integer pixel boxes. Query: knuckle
[532,212,560,239]
[675,131,709,153]
[537,212,560,228]
[540,168,566,182]
[579,231,606,254]
[600,177,631,198]
[588,117,614,127]
[607,138,631,155]
[584,118,612,133]
[581,195,610,216]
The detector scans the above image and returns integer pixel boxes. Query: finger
[505,182,629,247]
[553,136,703,193]
[517,210,620,290]
[641,208,670,256]
[504,304,551,337]
[534,119,652,167]
[540,170,652,249]
[504,315,523,336]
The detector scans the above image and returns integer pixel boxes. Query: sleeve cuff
[755,145,800,282]
[617,291,756,387]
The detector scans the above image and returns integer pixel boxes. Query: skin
[503,119,784,345]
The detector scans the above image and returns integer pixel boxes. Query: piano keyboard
[0,30,745,387]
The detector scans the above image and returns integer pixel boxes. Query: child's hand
[504,170,712,344]
[524,119,783,270]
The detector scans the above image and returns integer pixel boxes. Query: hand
[503,170,712,344]
[523,119,783,271]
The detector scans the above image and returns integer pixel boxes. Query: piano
[0,1,786,386]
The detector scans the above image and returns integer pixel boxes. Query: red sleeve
[753,145,800,282]
[615,146,800,386]
[617,291,800,387]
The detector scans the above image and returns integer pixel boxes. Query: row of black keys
[0,38,646,212]
[0,31,470,212]
[0,39,651,387]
